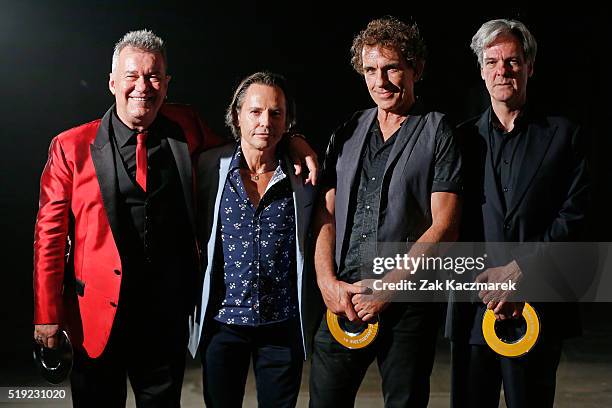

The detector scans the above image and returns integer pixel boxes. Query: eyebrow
[124,70,163,75]
[363,62,402,70]
[484,54,521,61]
[384,62,402,69]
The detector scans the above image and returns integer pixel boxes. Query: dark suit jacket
[449,105,590,343]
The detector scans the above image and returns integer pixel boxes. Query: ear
[527,61,534,78]
[108,73,116,95]
[480,66,485,81]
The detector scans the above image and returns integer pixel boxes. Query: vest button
[110,302,117,308]
[114,269,121,275]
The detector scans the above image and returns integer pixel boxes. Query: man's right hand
[487,301,525,321]
[34,324,60,349]
[318,277,368,322]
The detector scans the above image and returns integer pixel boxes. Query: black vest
[111,119,197,328]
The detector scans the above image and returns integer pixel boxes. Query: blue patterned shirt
[214,147,298,326]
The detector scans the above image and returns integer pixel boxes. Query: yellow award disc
[482,302,540,358]
[326,309,379,349]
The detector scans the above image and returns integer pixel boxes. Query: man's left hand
[287,135,318,185]
[476,260,523,304]
[487,300,525,321]
[351,279,390,323]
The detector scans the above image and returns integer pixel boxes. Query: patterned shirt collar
[228,145,288,182]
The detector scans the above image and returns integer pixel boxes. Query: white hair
[470,19,537,67]
[111,29,166,72]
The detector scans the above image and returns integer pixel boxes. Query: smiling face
[237,83,287,153]
[109,46,170,130]
[361,44,421,115]
[481,33,533,108]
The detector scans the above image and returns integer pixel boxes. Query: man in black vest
[309,16,462,407]
[449,19,590,408]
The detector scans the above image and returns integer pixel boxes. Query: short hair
[470,19,537,67]
[350,16,426,74]
[111,29,167,73]
[225,72,296,141]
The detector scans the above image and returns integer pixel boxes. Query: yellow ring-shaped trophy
[326,309,379,349]
[482,302,540,357]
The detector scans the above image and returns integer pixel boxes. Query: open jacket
[189,143,321,358]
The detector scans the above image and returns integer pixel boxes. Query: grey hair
[470,19,537,67]
[225,72,296,141]
[111,29,167,73]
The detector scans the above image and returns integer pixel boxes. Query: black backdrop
[1,0,610,385]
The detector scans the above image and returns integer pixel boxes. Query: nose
[374,69,388,88]
[258,110,271,127]
[135,75,150,92]
[496,61,511,77]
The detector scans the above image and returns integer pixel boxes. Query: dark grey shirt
[341,120,398,281]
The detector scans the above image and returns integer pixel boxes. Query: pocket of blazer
[326,309,379,349]
[482,302,540,358]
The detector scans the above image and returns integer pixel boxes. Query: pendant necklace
[251,171,265,181]
[249,164,276,181]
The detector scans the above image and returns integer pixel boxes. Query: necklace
[245,162,277,181]
[250,170,266,181]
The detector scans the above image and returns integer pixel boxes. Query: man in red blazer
[33,29,217,407]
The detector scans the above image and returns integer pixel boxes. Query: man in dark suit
[449,19,590,408]
[309,16,462,407]
[33,30,317,407]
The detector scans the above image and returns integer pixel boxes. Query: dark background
[1,0,610,385]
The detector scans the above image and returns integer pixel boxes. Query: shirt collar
[228,145,288,184]
[111,108,160,147]
[228,146,244,172]
[489,103,530,134]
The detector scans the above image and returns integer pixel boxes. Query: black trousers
[70,304,188,408]
[201,319,304,408]
[309,303,442,408]
[451,336,563,408]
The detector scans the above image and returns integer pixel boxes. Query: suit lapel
[335,108,376,253]
[207,152,233,269]
[90,107,122,246]
[285,156,312,257]
[340,108,377,197]
[477,108,505,217]
[167,134,195,236]
[506,120,555,216]
[195,146,231,331]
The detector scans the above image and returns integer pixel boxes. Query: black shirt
[488,109,529,211]
[340,120,398,281]
[111,110,163,185]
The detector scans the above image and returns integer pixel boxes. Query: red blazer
[33,104,223,358]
